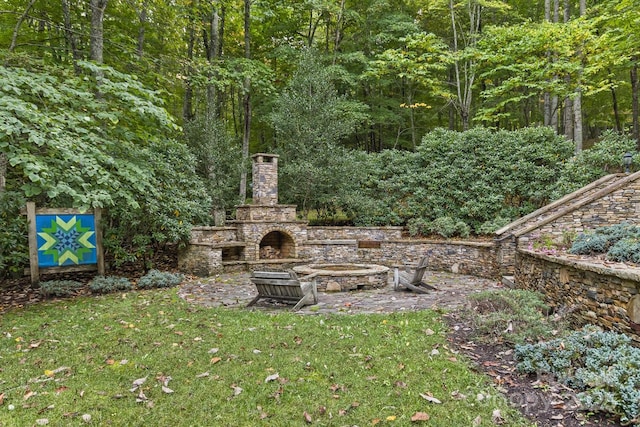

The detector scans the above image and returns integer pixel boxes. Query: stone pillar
[252,153,279,205]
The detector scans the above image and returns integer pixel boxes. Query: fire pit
[292,263,389,292]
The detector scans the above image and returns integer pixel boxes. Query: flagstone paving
[178,270,504,314]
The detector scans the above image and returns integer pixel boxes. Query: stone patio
[178,270,504,314]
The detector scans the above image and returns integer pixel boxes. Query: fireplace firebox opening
[259,231,295,259]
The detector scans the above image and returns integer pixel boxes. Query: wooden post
[94,207,105,276]
[26,202,39,284]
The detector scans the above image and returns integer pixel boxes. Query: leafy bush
[477,217,512,234]
[342,127,574,233]
[39,280,84,297]
[463,289,560,344]
[515,326,640,424]
[0,61,211,275]
[89,276,132,294]
[429,216,470,238]
[552,131,637,200]
[136,269,184,289]
[0,191,28,278]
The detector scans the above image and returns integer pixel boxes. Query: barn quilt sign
[26,203,104,283]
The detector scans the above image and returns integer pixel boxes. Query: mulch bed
[445,310,624,427]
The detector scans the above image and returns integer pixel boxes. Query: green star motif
[38,216,95,265]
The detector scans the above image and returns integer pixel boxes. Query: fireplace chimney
[252,153,279,205]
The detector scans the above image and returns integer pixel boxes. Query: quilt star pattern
[36,214,97,267]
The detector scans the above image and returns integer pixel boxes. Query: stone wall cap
[190,226,237,231]
[388,238,494,247]
[520,248,640,282]
[306,240,357,245]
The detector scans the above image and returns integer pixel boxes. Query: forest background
[1,0,640,278]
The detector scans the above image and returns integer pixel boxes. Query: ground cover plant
[0,289,530,426]
[569,222,640,264]
[515,326,640,425]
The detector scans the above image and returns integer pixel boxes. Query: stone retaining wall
[179,226,499,279]
[515,249,640,343]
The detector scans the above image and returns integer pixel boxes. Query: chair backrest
[411,257,429,283]
[251,271,295,280]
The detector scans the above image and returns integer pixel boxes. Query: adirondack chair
[393,256,436,294]
[247,270,318,310]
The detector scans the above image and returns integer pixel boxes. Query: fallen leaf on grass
[264,373,279,383]
[303,411,312,423]
[0,392,4,405]
[129,376,147,392]
[136,390,148,402]
[411,412,430,422]
[473,415,482,426]
[419,392,442,404]
[210,357,222,364]
[161,386,174,394]
[230,385,243,397]
[492,409,505,424]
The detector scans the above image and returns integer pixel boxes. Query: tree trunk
[610,77,622,133]
[332,0,345,64]
[136,0,149,59]
[0,153,6,193]
[449,0,477,131]
[9,0,38,53]
[90,0,108,63]
[562,0,573,141]
[573,0,586,152]
[183,8,196,122]
[206,8,221,119]
[238,0,251,204]
[573,88,583,152]
[62,0,81,73]
[631,60,639,149]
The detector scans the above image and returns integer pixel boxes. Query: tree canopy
[2,0,640,276]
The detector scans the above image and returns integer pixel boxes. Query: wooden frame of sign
[26,202,105,284]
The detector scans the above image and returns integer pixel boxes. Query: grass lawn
[0,288,532,426]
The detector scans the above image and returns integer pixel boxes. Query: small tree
[184,115,242,222]
[268,50,368,218]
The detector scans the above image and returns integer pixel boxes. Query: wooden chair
[247,271,318,310]
[393,257,436,294]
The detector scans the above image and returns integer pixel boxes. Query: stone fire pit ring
[293,263,389,292]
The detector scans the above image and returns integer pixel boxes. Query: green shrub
[515,326,640,424]
[0,191,28,278]
[89,276,133,294]
[463,289,560,344]
[136,269,184,289]
[606,238,640,263]
[428,216,470,238]
[477,217,512,235]
[407,218,431,237]
[39,280,84,297]
[552,131,637,199]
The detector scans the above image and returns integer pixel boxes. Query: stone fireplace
[178,153,310,274]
